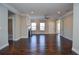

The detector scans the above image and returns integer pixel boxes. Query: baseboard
[20,36,28,38]
[72,48,79,55]
[32,33,56,35]
[0,43,9,50]
[61,35,72,41]
[13,37,21,41]
[13,36,28,41]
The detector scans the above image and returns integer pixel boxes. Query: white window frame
[40,23,45,31]
[31,22,36,31]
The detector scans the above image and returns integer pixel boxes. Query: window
[40,23,45,31]
[31,23,36,31]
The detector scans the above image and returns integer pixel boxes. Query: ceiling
[7,3,73,19]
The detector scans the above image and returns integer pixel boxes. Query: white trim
[1,3,20,15]
[42,33,56,34]
[0,43,9,50]
[12,15,14,42]
[60,10,73,19]
[13,37,21,41]
[72,48,79,54]
[20,36,28,38]
[1,3,25,16]
[61,35,72,40]
[13,36,28,41]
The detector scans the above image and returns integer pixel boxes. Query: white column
[0,4,8,50]
[72,3,79,54]
[26,15,31,38]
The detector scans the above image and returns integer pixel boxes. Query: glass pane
[31,23,36,31]
[40,23,45,31]
[40,23,45,26]
[40,26,45,31]
[31,23,36,27]
[32,27,36,30]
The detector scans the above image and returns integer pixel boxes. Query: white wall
[12,14,30,40]
[48,20,56,34]
[72,3,79,54]
[0,4,29,50]
[31,18,56,34]
[0,4,8,50]
[20,16,28,38]
[60,11,73,40]
[20,15,30,38]
[13,14,22,41]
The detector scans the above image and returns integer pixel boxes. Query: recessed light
[57,11,61,14]
[31,11,34,14]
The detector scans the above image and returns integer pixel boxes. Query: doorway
[56,20,60,34]
[8,11,14,42]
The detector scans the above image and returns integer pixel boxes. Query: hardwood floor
[0,34,77,55]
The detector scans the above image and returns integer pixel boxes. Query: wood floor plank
[0,34,77,55]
